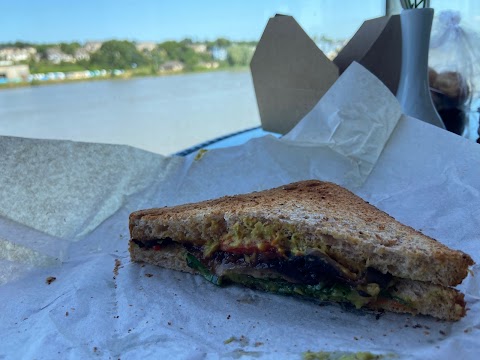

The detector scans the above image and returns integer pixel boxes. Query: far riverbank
[0,65,249,91]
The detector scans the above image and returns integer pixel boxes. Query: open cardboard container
[250,14,402,134]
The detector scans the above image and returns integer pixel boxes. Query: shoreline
[0,66,250,90]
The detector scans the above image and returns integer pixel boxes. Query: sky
[2,0,385,43]
[2,0,479,44]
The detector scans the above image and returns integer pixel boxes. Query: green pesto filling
[186,253,371,309]
[226,273,370,309]
[186,253,223,286]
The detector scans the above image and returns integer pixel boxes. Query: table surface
[175,126,280,156]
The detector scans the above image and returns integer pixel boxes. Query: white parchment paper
[284,62,402,186]
[0,137,182,240]
[1,64,479,360]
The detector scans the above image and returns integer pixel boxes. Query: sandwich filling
[130,236,414,312]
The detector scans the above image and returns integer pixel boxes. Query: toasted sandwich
[129,180,474,321]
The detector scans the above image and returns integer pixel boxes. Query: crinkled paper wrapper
[1,63,479,359]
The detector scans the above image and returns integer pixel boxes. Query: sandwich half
[129,180,474,321]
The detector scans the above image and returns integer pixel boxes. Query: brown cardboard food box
[250,14,402,134]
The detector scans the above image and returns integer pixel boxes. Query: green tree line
[1,39,256,74]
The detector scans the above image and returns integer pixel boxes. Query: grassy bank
[0,65,250,90]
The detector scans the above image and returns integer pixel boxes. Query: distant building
[189,43,207,53]
[65,70,92,80]
[198,61,219,69]
[0,64,30,82]
[46,48,75,64]
[0,47,36,62]
[74,48,90,61]
[84,41,103,53]
[136,42,157,52]
[159,61,184,73]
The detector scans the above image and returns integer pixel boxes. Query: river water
[0,71,261,155]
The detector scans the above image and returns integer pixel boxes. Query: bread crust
[129,239,195,275]
[130,180,474,287]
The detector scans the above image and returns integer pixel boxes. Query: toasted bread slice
[130,180,473,287]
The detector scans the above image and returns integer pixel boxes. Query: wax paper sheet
[1,64,479,360]
[0,137,182,240]
[284,62,402,186]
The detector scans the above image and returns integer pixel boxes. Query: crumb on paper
[223,335,249,347]
[145,273,153,278]
[227,314,231,320]
[254,342,264,347]
[65,311,69,317]
[168,321,172,326]
[114,259,121,277]
[93,347,98,353]
[194,149,208,161]
[224,337,235,345]
[46,276,56,285]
